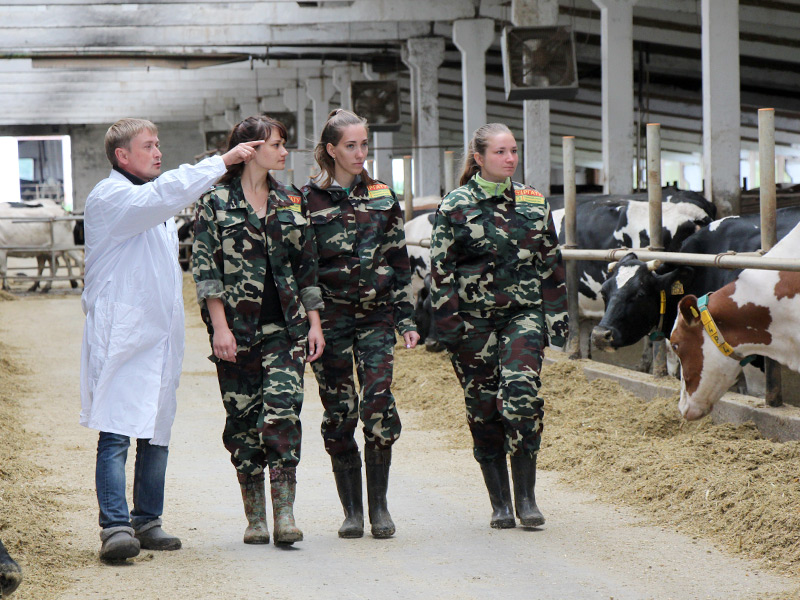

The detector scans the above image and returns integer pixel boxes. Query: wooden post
[759,107,782,407]
[403,155,413,222]
[563,136,581,359]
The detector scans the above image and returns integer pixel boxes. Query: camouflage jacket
[430,176,568,348]
[301,177,416,335]
[192,174,323,349]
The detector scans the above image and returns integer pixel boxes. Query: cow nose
[590,326,616,351]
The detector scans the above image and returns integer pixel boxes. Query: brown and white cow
[670,223,800,420]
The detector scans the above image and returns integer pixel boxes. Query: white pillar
[305,76,336,142]
[702,0,741,216]
[513,0,558,193]
[332,66,359,111]
[283,84,312,183]
[361,63,395,185]
[452,19,496,154]
[593,0,636,195]
[401,45,421,195]
[403,37,445,198]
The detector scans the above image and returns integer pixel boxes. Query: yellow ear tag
[671,281,684,295]
[690,306,699,318]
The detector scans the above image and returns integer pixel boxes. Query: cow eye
[671,343,679,352]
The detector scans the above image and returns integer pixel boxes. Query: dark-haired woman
[192,115,325,546]
[302,109,419,539]
[430,123,568,530]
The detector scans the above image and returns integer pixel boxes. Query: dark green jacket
[192,174,323,348]
[301,177,416,335]
[430,176,568,348]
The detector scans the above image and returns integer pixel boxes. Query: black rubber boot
[364,447,395,539]
[332,451,364,539]
[510,454,545,527]
[479,456,516,529]
[0,538,22,597]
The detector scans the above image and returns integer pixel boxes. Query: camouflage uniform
[430,176,568,464]
[302,177,416,457]
[192,174,323,478]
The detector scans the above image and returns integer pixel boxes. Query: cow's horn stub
[607,261,618,273]
[646,259,662,271]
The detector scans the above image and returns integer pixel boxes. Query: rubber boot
[479,457,516,529]
[0,538,22,597]
[510,454,545,527]
[239,475,270,544]
[364,447,395,539]
[331,451,364,538]
[270,467,303,545]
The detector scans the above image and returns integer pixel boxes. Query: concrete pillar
[513,0,558,194]
[401,45,421,195]
[332,66,358,111]
[362,64,395,187]
[452,19,496,154]
[283,84,312,182]
[593,0,636,195]
[305,76,336,142]
[702,0,741,216]
[403,38,445,198]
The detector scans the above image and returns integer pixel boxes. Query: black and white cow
[551,188,716,319]
[0,538,22,597]
[591,207,800,394]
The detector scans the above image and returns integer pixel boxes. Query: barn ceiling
[3,0,800,169]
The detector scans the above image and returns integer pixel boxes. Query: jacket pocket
[310,205,354,258]
[448,207,490,256]
[512,203,546,259]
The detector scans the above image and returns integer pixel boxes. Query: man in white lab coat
[80,118,262,561]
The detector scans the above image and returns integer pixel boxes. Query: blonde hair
[312,108,375,189]
[104,118,158,167]
[458,123,515,186]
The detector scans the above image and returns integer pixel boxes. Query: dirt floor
[3,275,800,598]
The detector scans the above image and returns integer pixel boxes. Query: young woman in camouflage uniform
[192,115,325,546]
[430,123,568,530]
[302,109,419,539]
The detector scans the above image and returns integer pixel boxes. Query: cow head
[592,253,693,351]
[670,295,743,421]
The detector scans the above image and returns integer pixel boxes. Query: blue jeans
[95,432,169,530]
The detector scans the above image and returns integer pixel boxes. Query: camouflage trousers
[214,323,306,478]
[311,301,401,457]
[448,307,545,464]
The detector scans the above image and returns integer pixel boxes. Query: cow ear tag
[671,281,684,295]
[690,306,699,318]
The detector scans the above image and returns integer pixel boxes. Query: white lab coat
[79,156,226,445]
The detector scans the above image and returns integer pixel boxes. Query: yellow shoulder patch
[515,188,544,204]
[368,183,393,199]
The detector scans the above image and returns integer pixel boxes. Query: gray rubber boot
[364,447,395,539]
[239,475,270,544]
[510,454,545,527]
[332,451,364,539]
[270,467,303,545]
[0,538,23,597]
[134,519,182,551]
[479,457,516,529]
[99,526,140,561]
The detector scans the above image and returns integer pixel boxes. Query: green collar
[474,173,511,198]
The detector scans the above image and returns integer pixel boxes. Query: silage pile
[393,346,800,578]
[0,343,87,600]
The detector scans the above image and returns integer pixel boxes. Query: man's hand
[221,140,265,167]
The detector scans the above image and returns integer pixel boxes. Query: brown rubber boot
[479,456,516,529]
[364,447,395,539]
[332,451,364,538]
[270,467,303,545]
[510,454,545,527]
[239,474,270,544]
